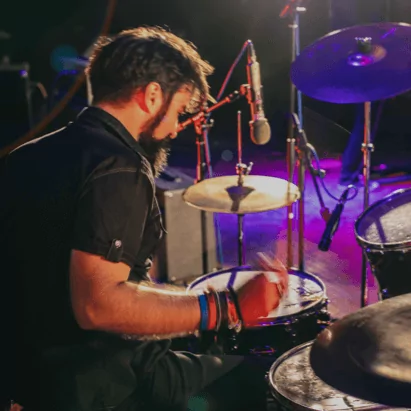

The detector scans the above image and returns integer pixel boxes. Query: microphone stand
[179,86,249,274]
[291,113,329,238]
[193,106,214,275]
[283,0,307,271]
[361,101,373,307]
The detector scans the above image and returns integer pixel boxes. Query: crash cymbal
[310,293,411,408]
[183,175,300,214]
[291,22,411,104]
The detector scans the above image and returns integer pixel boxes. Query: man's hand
[236,254,289,326]
[256,252,289,296]
[236,273,281,326]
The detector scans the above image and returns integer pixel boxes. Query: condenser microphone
[246,40,271,145]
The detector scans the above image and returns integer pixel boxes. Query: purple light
[347,53,375,67]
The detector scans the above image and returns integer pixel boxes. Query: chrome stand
[284,2,306,270]
[235,110,253,266]
[361,101,373,307]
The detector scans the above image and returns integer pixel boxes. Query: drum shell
[230,296,329,357]
[362,249,411,299]
[355,188,411,300]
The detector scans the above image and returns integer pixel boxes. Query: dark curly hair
[86,26,214,113]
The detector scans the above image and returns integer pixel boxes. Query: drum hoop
[268,341,391,411]
[268,340,314,410]
[187,268,328,326]
[355,188,411,252]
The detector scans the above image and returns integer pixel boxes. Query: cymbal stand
[235,110,253,266]
[361,102,373,307]
[194,107,214,275]
[177,87,250,273]
[283,0,306,270]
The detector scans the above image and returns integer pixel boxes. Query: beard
[138,105,172,178]
[138,132,171,178]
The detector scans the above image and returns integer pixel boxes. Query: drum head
[355,188,411,249]
[269,341,398,411]
[188,270,325,327]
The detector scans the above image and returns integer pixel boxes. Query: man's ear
[135,82,163,114]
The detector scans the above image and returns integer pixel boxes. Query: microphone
[246,40,271,145]
[318,189,349,252]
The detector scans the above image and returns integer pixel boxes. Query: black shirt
[0,107,171,409]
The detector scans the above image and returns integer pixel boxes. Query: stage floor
[171,148,411,320]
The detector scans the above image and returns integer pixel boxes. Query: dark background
[1,0,411,162]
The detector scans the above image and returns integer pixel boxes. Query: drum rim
[268,340,315,411]
[268,341,391,411]
[355,188,411,251]
[187,267,328,327]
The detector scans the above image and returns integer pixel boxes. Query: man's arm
[70,250,200,336]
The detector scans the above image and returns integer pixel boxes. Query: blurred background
[1,0,411,164]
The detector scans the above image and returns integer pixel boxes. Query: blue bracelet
[198,294,209,331]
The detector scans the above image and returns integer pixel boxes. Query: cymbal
[291,22,411,104]
[183,175,300,214]
[310,293,411,408]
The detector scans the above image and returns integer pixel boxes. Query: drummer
[0,26,289,411]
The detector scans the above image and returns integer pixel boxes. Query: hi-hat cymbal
[291,22,411,104]
[183,175,300,214]
[310,293,411,408]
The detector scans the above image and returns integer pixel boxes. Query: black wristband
[227,286,244,324]
[208,288,222,331]
[217,291,229,330]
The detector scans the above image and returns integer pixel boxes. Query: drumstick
[255,252,288,298]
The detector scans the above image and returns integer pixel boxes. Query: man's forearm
[87,281,201,337]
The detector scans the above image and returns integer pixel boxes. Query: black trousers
[339,102,380,185]
[117,351,272,411]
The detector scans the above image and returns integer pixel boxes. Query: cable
[307,99,387,204]
[0,0,118,159]
[215,40,250,103]
[309,143,359,202]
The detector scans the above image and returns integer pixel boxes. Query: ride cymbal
[183,175,300,214]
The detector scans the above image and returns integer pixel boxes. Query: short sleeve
[70,169,152,267]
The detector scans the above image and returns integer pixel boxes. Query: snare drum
[268,341,405,411]
[187,267,330,356]
[355,188,411,300]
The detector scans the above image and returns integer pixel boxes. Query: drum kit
[180,14,411,411]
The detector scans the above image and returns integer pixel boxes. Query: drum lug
[316,309,332,327]
[285,320,298,337]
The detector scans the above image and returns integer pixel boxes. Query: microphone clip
[279,0,307,19]
[338,187,351,205]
